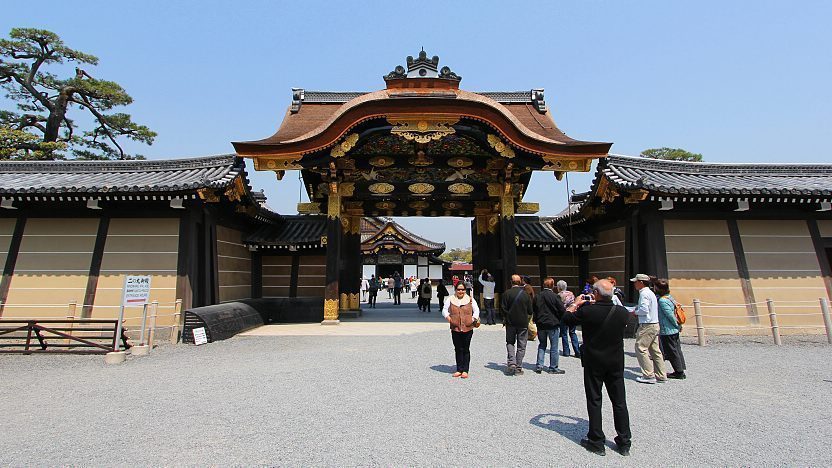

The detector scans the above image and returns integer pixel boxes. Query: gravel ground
[1,317,831,466]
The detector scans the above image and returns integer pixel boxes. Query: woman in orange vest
[442,282,481,378]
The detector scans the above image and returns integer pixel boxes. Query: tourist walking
[478,269,496,325]
[411,277,418,299]
[436,279,449,311]
[387,277,395,299]
[655,278,687,379]
[557,280,581,358]
[534,277,567,374]
[631,273,666,384]
[368,275,378,308]
[361,277,369,302]
[562,279,632,456]
[419,279,433,312]
[393,272,403,305]
[463,274,473,296]
[501,274,533,375]
[442,282,481,378]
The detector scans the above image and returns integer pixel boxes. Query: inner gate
[233,51,610,323]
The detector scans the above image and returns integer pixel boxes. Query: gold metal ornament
[388,115,459,143]
[448,183,474,194]
[297,202,322,214]
[324,299,339,321]
[369,156,395,167]
[376,201,396,210]
[369,182,395,194]
[409,200,430,210]
[517,202,540,214]
[408,183,435,194]
[408,150,433,166]
[487,134,515,158]
[442,201,463,210]
[447,157,473,168]
[330,133,360,157]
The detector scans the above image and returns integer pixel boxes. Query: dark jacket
[501,285,533,328]
[437,284,449,298]
[562,298,629,371]
[534,288,566,330]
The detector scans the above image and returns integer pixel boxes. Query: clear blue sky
[4,1,831,249]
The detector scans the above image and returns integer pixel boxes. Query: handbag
[579,305,616,367]
[527,320,537,341]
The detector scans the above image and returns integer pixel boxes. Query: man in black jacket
[533,277,567,374]
[500,274,533,375]
[562,279,632,457]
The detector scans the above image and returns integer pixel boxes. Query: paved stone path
[1,300,830,466]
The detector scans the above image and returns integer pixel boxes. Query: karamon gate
[233,52,611,323]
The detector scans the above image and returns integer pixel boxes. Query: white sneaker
[636,376,657,384]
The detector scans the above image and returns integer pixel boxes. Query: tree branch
[73,95,125,158]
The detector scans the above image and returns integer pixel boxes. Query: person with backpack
[367,275,379,308]
[654,278,687,379]
[419,278,433,313]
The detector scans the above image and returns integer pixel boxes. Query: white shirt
[635,287,659,324]
[441,294,481,320]
[361,279,369,291]
[612,295,623,307]
[477,275,495,299]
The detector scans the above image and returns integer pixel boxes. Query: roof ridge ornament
[384,50,461,86]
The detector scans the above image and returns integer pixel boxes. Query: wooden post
[767,298,781,345]
[149,300,158,349]
[171,299,182,344]
[693,299,706,346]
[323,183,342,325]
[499,189,517,292]
[66,300,78,345]
[820,297,832,345]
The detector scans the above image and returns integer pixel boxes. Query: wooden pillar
[339,214,361,312]
[323,185,342,325]
[349,215,362,311]
[471,217,486,296]
[499,191,517,291]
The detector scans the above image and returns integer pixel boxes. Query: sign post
[116,275,152,353]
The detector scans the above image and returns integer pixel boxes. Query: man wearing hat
[631,273,666,383]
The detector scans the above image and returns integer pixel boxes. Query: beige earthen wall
[217,225,251,302]
[2,218,98,319]
[588,227,625,282]
[91,218,179,329]
[664,220,749,333]
[738,220,828,332]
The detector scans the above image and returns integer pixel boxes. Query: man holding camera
[563,279,632,456]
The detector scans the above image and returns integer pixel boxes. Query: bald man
[500,274,534,375]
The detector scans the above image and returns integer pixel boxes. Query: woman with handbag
[655,278,687,379]
[442,282,481,378]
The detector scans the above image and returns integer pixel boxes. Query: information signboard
[122,275,152,307]
[192,327,208,345]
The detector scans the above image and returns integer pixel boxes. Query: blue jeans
[536,328,561,370]
[560,323,581,356]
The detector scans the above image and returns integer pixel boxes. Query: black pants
[451,330,473,372]
[394,287,402,304]
[659,333,686,372]
[438,296,446,312]
[583,366,631,450]
[368,291,377,307]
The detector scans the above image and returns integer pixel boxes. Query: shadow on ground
[529,413,587,446]
[430,364,456,374]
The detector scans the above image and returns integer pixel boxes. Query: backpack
[672,300,687,325]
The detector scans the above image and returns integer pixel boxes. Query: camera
[581,295,593,301]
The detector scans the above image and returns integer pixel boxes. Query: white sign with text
[122,275,152,307]
[192,327,208,345]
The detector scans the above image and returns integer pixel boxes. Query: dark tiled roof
[603,154,832,196]
[299,90,538,104]
[360,217,445,251]
[0,154,244,195]
[516,216,594,247]
[245,215,326,248]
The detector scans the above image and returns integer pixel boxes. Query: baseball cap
[630,273,650,282]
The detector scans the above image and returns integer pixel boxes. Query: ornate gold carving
[349,293,359,310]
[500,193,515,219]
[475,216,488,235]
[486,183,502,198]
[410,201,430,210]
[262,157,303,171]
[324,299,340,320]
[376,201,396,210]
[369,182,395,194]
[369,156,395,167]
[408,183,435,194]
[408,150,433,166]
[297,202,322,214]
[321,235,327,245]
[327,191,342,220]
[448,183,474,194]
[330,133,360,158]
[515,235,520,246]
[447,157,473,168]
[350,215,362,235]
[487,134,516,158]
[224,176,247,202]
[339,293,349,310]
[488,215,498,234]
[341,216,350,233]
[388,114,459,143]
[517,202,539,214]
[625,189,649,204]
[443,201,463,210]
[339,183,355,196]
[197,188,219,203]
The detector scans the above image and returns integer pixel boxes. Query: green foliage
[640,147,703,162]
[440,247,472,263]
[0,27,155,160]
